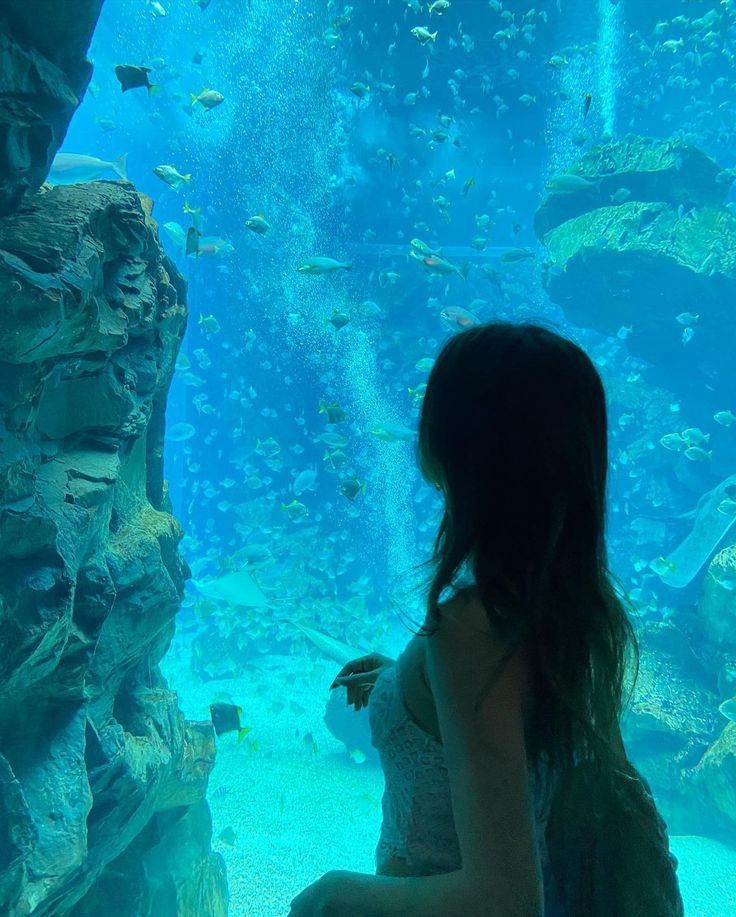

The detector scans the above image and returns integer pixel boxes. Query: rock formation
[0,6,227,914]
[0,1,105,215]
[0,179,227,915]
[536,136,736,398]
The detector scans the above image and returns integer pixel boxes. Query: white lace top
[368,646,567,913]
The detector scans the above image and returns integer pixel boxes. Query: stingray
[659,473,736,588]
[292,622,366,666]
[192,568,269,608]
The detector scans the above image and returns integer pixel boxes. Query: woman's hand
[330,653,395,711]
[289,870,355,916]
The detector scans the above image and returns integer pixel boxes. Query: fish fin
[112,153,128,181]
[237,726,252,744]
[148,84,162,97]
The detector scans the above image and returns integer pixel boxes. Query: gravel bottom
[161,642,736,916]
[669,835,736,916]
[162,643,384,916]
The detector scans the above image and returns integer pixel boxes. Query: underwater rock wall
[0,1,104,216]
[0,181,227,914]
[536,136,736,398]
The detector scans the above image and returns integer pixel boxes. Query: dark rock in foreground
[0,1,104,216]
[0,181,227,915]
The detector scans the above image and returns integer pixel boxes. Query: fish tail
[460,263,470,280]
[112,153,128,181]
[344,262,353,271]
[148,83,162,97]
[431,31,438,41]
[191,93,199,106]
[183,174,192,183]
[237,727,251,744]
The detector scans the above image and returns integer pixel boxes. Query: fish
[194,569,270,608]
[329,310,350,329]
[115,64,157,93]
[420,255,468,280]
[683,447,712,462]
[441,306,481,331]
[245,214,270,234]
[209,703,252,742]
[191,88,225,110]
[681,428,710,447]
[281,499,309,520]
[659,433,687,453]
[410,238,442,258]
[165,422,196,442]
[500,247,536,263]
[186,226,201,257]
[339,477,365,501]
[293,468,317,496]
[293,622,365,666]
[319,401,346,424]
[198,313,221,334]
[162,221,187,254]
[649,556,677,577]
[48,152,128,185]
[545,173,600,194]
[297,257,352,274]
[411,27,438,45]
[153,165,192,191]
[583,93,592,119]
[367,422,416,443]
[217,826,238,847]
[714,411,736,427]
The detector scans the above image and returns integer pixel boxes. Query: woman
[290,322,683,916]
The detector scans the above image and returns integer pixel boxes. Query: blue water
[61,1,736,913]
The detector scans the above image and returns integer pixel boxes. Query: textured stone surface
[0,181,227,915]
[542,201,736,367]
[699,544,736,652]
[688,723,736,838]
[537,137,736,390]
[535,135,724,238]
[0,1,103,216]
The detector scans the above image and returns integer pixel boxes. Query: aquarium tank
[1,0,736,914]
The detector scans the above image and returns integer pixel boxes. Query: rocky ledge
[0,181,227,915]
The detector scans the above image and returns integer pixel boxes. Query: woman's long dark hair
[416,321,638,775]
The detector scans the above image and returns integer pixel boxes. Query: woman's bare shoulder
[435,586,499,637]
